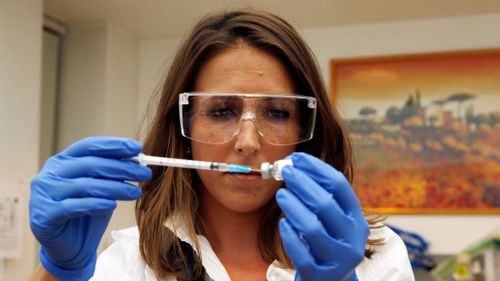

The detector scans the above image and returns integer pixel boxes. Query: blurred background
[0,0,499,280]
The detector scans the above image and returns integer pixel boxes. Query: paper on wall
[0,178,23,259]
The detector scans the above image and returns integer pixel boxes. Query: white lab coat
[92,216,415,281]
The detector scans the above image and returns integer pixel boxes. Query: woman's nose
[234,119,261,155]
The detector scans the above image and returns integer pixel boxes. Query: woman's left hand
[276,152,369,281]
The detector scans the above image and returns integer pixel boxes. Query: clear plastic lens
[179,93,316,145]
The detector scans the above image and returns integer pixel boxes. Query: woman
[29,9,414,281]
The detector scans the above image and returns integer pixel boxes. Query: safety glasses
[179,92,317,146]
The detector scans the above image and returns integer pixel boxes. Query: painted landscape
[331,51,500,212]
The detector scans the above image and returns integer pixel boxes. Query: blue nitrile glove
[29,137,152,281]
[276,152,369,281]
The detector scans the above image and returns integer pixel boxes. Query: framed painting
[330,49,500,214]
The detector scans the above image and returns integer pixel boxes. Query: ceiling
[44,0,500,39]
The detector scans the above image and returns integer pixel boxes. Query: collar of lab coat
[162,215,295,281]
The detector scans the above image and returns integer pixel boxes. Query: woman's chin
[222,193,275,214]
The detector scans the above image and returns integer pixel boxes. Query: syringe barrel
[132,154,252,173]
[137,154,213,170]
[136,153,234,172]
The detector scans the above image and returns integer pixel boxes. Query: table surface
[413,255,452,281]
[414,269,439,281]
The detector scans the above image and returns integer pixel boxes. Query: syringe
[130,153,253,173]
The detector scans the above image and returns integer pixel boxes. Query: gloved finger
[282,166,353,239]
[60,136,142,158]
[39,177,142,201]
[44,156,152,182]
[279,218,316,274]
[289,152,362,216]
[39,212,113,265]
[276,188,337,263]
[43,198,117,226]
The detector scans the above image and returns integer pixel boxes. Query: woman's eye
[206,108,236,119]
[265,109,290,120]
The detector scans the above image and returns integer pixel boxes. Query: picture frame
[330,49,500,214]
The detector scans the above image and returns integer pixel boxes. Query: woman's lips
[226,171,262,183]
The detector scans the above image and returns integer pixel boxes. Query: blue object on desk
[389,225,437,271]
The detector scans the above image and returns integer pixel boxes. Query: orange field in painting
[352,144,500,210]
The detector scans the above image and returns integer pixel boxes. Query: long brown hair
[137,8,383,280]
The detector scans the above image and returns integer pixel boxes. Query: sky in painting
[333,52,500,119]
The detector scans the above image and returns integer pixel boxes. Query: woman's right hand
[29,137,152,281]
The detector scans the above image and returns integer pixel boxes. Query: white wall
[40,31,60,168]
[137,13,500,254]
[300,13,500,93]
[58,22,140,144]
[57,23,108,147]
[0,0,42,280]
[137,38,180,139]
[105,24,141,137]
